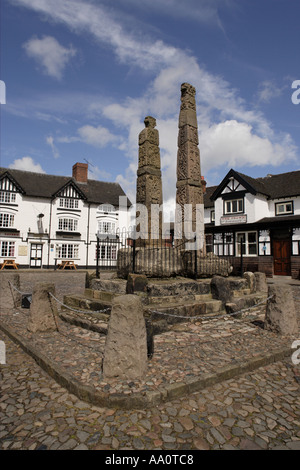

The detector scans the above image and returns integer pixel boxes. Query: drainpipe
[86,203,91,269]
[47,199,53,269]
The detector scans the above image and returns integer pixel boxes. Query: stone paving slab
[0,276,299,451]
[0,284,299,409]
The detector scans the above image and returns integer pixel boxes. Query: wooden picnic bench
[0,259,19,270]
[57,260,77,270]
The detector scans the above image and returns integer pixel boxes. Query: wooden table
[57,260,77,270]
[0,259,19,270]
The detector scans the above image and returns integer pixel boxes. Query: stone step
[146,299,224,318]
[85,288,120,302]
[90,278,127,295]
[62,294,111,320]
[233,288,251,297]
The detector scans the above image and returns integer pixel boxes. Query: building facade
[204,169,300,279]
[0,163,131,269]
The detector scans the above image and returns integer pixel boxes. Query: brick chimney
[72,162,88,183]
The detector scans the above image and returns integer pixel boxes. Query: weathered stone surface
[210,276,232,304]
[126,274,148,294]
[264,285,298,336]
[175,83,204,250]
[254,272,268,293]
[243,272,256,293]
[27,283,59,333]
[0,272,21,309]
[117,247,183,278]
[117,248,231,279]
[102,295,148,380]
[136,116,163,244]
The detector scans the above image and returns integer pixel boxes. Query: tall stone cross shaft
[136,116,163,244]
[175,83,205,249]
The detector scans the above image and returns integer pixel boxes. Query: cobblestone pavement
[1,331,299,451]
[0,272,299,451]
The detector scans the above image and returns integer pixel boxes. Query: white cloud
[9,156,46,173]
[23,35,77,80]
[256,80,284,104]
[88,165,111,181]
[200,120,297,172]
[77,125,120,148]
[10,0,299,205]
[46,136,60,159]
[58,124,121,148]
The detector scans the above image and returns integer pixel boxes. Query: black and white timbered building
[204,169,300,279]
[0,163,131,269]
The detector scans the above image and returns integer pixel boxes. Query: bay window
[58,218,78,232]
[0,213,14,228]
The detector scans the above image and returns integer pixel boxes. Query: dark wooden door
[273,240,291,275]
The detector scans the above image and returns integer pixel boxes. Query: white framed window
[59,198,79,209]
[236,231,257,256]
[0,241,15,257]
[96,244,117,260]
[224,198,244,214]
[0,213,14,228]
[98,204,115,213]
[275,201,293,216]
[98,221,116,235]
[58,218,78,232]
[211,210,215,223]
[56,244,79,259]
[0,192,16,204]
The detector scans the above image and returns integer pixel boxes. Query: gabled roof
[208,168,300,203]
[0,167,131,207]
[203,185,218,208]
[0,170,26,194]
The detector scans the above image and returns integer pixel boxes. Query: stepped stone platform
[61,275,268,334]
[0,272,298,410]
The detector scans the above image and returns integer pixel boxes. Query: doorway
[273,239,291,276]
[30,243,43,268]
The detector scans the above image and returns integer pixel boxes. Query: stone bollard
[0,272,21,310]
[102,294,148,380]
[254,272,268,293]
[27,283,59,333]
[126,273,148,294]
[264,285,298,336]
[243,271,256,293]
[211,275,232,304]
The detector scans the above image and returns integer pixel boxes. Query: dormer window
[59,198,79,209]
[224,198,244,215]
[0,192,16,204]
[98,204,115,213]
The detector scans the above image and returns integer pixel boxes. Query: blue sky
[1,0,300,215]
